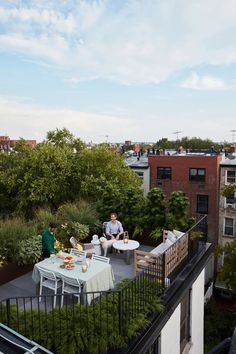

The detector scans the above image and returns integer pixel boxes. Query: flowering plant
[57,221,89,243]
[55,240,65,252]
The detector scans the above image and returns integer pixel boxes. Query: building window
[189,168,205,182]
[225,193,235,207]
[157,167,172,180]
[136,171,144,179]
[226,170,236,184]
[197,195,208,214]
[224,217,234,237]
[145,336,160,354]
[180,291,191,353]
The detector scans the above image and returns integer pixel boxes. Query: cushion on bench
[173,229,185,238]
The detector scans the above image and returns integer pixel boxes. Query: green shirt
[42,229,56,254]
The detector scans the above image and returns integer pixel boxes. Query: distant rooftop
[125,155,149,169]
[221,153,236,166]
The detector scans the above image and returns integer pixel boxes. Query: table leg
[125,250,131,265]
[35,282,40,296]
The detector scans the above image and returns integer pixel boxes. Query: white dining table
[32,254,114,304]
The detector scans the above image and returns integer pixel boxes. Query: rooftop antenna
[230,129,236,144]
[172,131,182,140]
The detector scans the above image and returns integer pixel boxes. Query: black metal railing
[0,266,164,354]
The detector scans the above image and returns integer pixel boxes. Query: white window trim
[224,193,236,209]
[225,170,236,185]
[223,217,235,237]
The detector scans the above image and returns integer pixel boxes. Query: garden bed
[0,263,33,286]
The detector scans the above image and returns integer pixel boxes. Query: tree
[0,131,142,219]
[141,188,166,237]
[45,127,86,152]
[216,240,236,295]
[166,191,195,231]
[154,136,223,150]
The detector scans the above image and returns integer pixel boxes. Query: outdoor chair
[91,254,110,264]
[69,236,95,258]
[70,248,87,258]
[102,222,109,238]
[61,274,82,307]
[70,248,87,260]
[38,267,62,308]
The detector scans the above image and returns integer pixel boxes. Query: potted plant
[189,230,204,252]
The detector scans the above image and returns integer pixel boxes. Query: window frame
[196,195,208,214]
[224,217,234,237]
[226,170,236,184]
[225,192,236,208]
[180,290,191,353]
[189,168,206,182]
[136,171,144,179]
[157,167,172,180]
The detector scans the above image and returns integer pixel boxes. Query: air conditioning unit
[227,203,233,208]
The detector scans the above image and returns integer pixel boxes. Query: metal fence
[0,266,164,354]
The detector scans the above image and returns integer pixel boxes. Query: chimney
[230,145,236,154]
[178,146,184,154]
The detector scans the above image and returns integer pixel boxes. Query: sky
[0,0,236,144]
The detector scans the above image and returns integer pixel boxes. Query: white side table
[113,240,140,264]
[91,239,102,255]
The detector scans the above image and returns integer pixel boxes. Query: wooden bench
[134,231,189,279]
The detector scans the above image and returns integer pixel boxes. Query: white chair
[61,274,82,307]
[102,221,109,238]
[38,267,62,308]
[69,236,95,258]
[91,254,110,264]
[70,248,87,259]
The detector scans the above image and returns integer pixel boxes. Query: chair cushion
[77,244,83,251]
[166,230,177,243]
[173,229,185,238]
[151,239,173,255]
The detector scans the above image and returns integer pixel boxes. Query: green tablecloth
[32,255,114,303]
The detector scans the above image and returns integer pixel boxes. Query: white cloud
[180,72,229,91]
[0,96,134,142]
[0,0,236,84]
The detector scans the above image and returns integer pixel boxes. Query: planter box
[0,263,33,286]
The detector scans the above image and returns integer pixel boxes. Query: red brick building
[149,151,223,246]
[0,136,36,152]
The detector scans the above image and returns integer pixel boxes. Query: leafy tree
[45,127,86,152]
[222,184,236,200]
[216,240,236,295]
[166,191,195,231]
[154,136,223,150]
[139,188,166,238]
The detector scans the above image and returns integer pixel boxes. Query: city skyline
[0,0,236,143]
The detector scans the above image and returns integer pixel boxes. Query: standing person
[42,222,57,258]
[105,213,124,240]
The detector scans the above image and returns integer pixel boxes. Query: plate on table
[65,264,75,270]
[64,255,73,261]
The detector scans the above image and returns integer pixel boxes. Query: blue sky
[0,0,236,143]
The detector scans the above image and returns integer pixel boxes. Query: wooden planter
[0,262,33,286]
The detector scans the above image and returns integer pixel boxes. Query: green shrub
[57,221,89,243]
[56,201,101,233]
[34,208,55,233]
[13,235,42,265]
[0,217,37,262]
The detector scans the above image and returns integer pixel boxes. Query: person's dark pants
[42,249,50,258]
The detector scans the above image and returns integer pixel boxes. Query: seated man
[105,212,124,240]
